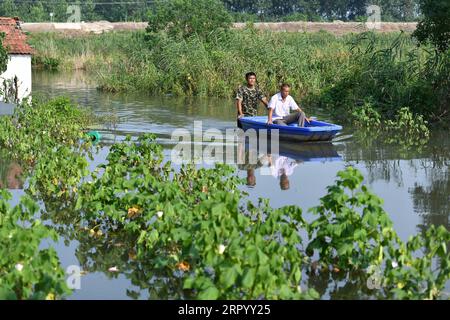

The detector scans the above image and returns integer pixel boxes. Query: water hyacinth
[70,136,450,300]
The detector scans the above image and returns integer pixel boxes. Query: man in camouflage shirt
[236,72,269,128]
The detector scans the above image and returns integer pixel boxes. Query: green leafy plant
[73,134,318,299]
[305,166,450,299]
[383,225,450,299]
[71,136,449,300]
[27,145,90,200]
[384,107,430,142]
[351,101,382,128]
[0,97,94,166]
[146,0,232,41]
[306,166,399,271]
[0,190,70,300]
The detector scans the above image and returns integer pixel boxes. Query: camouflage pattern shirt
[236,85,266,117]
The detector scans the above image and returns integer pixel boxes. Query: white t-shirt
[270,156,298,178]
[268,93,300,120]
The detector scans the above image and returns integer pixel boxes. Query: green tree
[0,0,16,17]
[51,0,69,22]
[30,2,47,22]
[0,33,9,74]
[147,0,232,40]
[82,0,99,21]
[413,0,450,52]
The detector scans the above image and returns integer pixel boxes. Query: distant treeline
[0,0,422,23]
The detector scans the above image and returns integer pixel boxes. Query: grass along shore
[28,28,449,127]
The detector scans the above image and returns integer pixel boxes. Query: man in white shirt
[259,154,301,190]
[267,83,310,127]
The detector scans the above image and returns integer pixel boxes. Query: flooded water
[3,70,448,299]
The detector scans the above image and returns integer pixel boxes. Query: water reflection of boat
[237,137,342,190]
[239,139,342,164]
[276,141,342,162]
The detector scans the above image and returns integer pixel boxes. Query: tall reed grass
[29,28,449,124]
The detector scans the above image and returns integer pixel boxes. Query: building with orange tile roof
[0,17,32,103]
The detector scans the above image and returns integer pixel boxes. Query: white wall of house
[0,54,32,102]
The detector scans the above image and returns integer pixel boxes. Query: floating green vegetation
[47,135,448,300]
[352,104,430,148]
[0,96,448,299]
[0,97,96,300]
[0,190,70,300]
[0,132,449,299]
[0,97,93,164]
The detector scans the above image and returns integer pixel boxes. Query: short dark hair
[280,83,291,90]
[245,72,257,80]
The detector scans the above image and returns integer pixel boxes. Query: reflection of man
[236,136,264,188]
[0,162,23,189]
[246,168,256,187]
[265,155,299,191]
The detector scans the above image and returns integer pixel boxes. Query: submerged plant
[73,134,317,299]
[306,166,400,271]
[0,190,70,300]
[384,107,430,143]
[0,97,94,166]
[68,136,449,300]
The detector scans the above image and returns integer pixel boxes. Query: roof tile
[0,17,33,55]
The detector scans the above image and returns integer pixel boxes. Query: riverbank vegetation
[0,98,94,300]
[28,0,449,129]
[29,28,449,129]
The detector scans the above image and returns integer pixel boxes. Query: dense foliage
[0,97,93,167]
[146,0,232,41]
[0,98,94,300]
[23,133,450,300]
[413,0,450,52]
[316,31,449,125]
[0,0,423,23]
[29,29,449,127]
[0,190,70,300]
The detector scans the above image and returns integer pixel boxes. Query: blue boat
[239,116,343,142]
